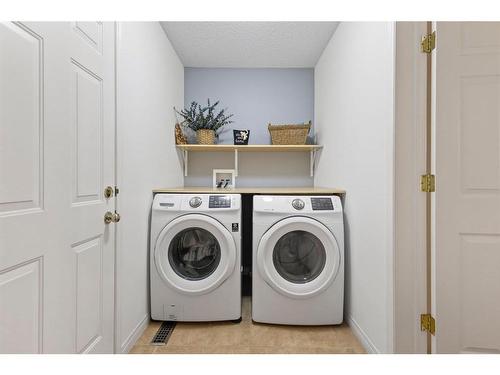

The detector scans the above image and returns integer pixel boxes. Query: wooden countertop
[152,186,346,195]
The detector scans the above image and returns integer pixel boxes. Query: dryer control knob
[189,196,202,208]
[292,199,305,210]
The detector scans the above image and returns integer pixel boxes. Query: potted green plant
[175,100,234,144]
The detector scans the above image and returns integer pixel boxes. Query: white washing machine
[252,195,344,325]
[150,193,241,322]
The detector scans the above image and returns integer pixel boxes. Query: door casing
[394,21,428,354]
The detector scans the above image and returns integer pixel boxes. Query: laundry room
[3,2,500,369]
[1,18,395,356]
[119,21,395,355]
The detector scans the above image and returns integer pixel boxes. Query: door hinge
[420,173,436,192]
[421,31,436,53]
[420,313,436,335]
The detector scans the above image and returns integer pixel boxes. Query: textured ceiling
[160,22,339,68]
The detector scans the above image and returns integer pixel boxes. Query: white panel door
[68,21,116,354]
[433,22,500,353]
[0,22,115,353]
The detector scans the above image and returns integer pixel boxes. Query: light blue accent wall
[184,68,314,144]
[183,68,315,187]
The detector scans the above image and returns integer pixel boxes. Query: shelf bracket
[234,149,239,176]
[310,150,315,177]
[183,149,188,177]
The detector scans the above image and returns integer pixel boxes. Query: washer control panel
[311,197,334,211]
[209,195,231,208]
[189,196,203,208]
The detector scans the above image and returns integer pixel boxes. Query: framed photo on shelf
[213,169,236,189]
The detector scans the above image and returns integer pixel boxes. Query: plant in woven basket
[174,100,234,144]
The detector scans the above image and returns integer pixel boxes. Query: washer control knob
[292,199,305,210]
[189,196,202,208]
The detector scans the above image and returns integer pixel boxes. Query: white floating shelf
[176,144,322,152]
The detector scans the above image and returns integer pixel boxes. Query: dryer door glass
[168,227,222,281]
[272,230,326,284]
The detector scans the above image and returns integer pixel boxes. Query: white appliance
[252,195,344,325]
[150,193,241,321]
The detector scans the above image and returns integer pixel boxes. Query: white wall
[116,22,184,353]
[314,22,395,353]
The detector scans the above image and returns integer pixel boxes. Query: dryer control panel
[209,195,231,208]
[152,194,241,212]
[311,197,334,211]
[253,195,342,214]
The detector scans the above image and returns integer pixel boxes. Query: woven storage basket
[196,129,216,145]
[268,121,311,145]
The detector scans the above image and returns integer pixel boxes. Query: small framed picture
[213,169,236,189]
[233,129,250,145]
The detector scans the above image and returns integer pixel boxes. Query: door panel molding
[459,75,500,193]
[0,22,44,216]
[70,58,104,205]
[73,22,103,54]
[459,22,500,55]
[73,236,104,353]
[0,257,43,353]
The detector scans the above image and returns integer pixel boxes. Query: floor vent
[151,321,176,345]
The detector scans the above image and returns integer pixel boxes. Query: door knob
[104,186,114,199]
[104,211,120,224]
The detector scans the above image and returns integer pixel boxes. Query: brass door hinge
[420,173,436,192]
[421,31,436,53]
[420,313,436,335]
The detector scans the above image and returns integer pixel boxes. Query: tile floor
[130,297,365,354]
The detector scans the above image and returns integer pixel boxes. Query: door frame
[393,21,429,354]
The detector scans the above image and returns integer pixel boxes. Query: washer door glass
[168,227,221,281]
[272,230,326,284]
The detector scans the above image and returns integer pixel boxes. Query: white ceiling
[160,22,339,68]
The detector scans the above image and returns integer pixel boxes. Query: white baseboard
[119,314,150,354]
[346,315,380,354]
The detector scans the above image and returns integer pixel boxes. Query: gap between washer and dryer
[130,297,365,354]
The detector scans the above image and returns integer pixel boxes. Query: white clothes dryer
[252,195,344,325]
[150,194,241,322]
